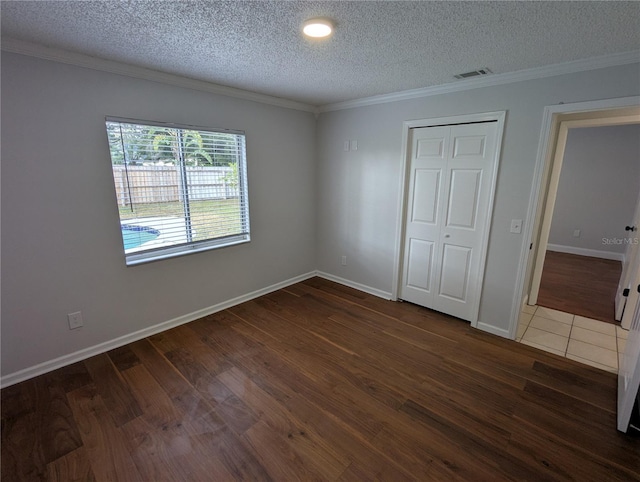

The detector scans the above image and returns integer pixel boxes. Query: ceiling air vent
[454,68,492,80]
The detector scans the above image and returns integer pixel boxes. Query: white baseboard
[547,243,623,262]
[475,322,511,339]
[0,271,317,388]
[316,271,392,300]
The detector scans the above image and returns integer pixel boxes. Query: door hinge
[637,284,640,293]
[530,243,533,250]
[624,288,630,297]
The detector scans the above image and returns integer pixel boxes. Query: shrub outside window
[106,118,250,265]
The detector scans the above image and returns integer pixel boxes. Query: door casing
[393,111,506,328]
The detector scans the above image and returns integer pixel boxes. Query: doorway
[523,102,640,331]
[535,123,640,324]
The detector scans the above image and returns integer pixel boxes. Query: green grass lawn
[119,199,243,241]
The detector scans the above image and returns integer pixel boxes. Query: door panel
[406,239,434,291]
[446,169,481,228]
[411,169,440,224]
[400,122,499,322]
[618,277,640,432]
[400,126,449,308]
[439,244,471,301]
[452,135,486,158]
[417,137,444,157]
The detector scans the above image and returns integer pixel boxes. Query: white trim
[0,271,317,388]
[316,271,392,300]
[476,322,510,339]
[394,111,506,330]
[391,121,413,301]
[512,96,640,341]
[547,243,624,262]
[319,51,640,112]
[1,37,316,114]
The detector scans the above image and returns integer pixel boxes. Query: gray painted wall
[316,63,640,336]
[2,50,640,378]
[549,124,640,256]
[1,53,317,377]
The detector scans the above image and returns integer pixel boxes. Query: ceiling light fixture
[303,18,333,38]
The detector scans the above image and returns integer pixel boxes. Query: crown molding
[1,37,317,114]
[3,37,637,116]
[318,50,640,113]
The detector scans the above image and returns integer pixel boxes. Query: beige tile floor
[518,305,629,374]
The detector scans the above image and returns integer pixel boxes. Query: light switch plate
[510,219,522,234]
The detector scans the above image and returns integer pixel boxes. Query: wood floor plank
[240,300,506,441]
[46,447,96,482]
[513,397,640,470]
[83,353,142,427]
[506,418,640,481]
[224,305,392,440]
[210,333,416,479]
[218,366,351,480]
[3,277,639,481]
[120,363,260,481]
[127,339,227,437]
[191,427,274,481]
[107,345,141,372]
[1,410,46,481]
[243,419,326,481]
[67,385,145,482]
[1,379,35,421]
[398,398,556,481]
[163,346,235,405]
[32,374,84,466]
[538,251,621,324]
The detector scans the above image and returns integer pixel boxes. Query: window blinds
[106,118,250,265]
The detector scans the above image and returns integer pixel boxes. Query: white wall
[316,63,640,336]
[1,53,317,377]
[549,124,640,257]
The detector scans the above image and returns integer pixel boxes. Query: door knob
[444,234,451,238]
[626,226,637,232]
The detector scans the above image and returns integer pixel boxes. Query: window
[105,118,250,265]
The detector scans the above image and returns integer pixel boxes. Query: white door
[618,277,640,432]
[615,193,640,323]
[400,122,499,322]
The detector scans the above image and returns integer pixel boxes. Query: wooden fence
[112,165,238,206]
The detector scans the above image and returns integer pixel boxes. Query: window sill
[125,235,250,266]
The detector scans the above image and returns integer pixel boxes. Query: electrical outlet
[350,140,358,151]
[68,311,83,330]
[341,256,347,266]
[573,229,581,237]
[343,141,350,151]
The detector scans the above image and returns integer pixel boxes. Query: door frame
[392,111,506,328]
[513,96,640,338]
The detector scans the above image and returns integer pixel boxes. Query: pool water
[121,225,160,250]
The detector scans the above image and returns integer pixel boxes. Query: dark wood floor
[2,277,639,481]
[538,251,622,324]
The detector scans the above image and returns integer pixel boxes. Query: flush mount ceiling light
[302,18,333,38]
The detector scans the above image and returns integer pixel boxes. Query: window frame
[105,116,251,266]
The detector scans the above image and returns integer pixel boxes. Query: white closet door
[400,122,499,322]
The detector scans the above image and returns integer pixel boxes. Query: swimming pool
[121,224,160,250]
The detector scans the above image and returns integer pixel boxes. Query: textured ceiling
[2,1,639,107]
